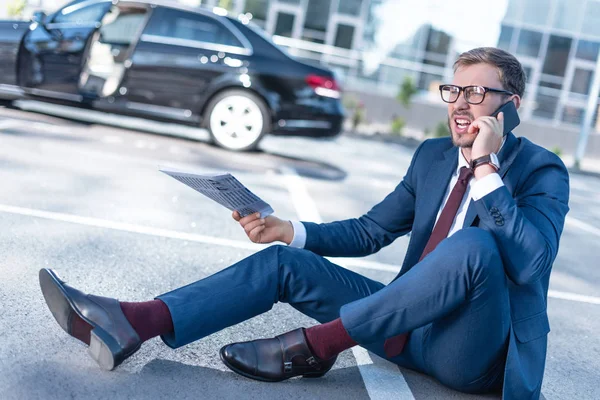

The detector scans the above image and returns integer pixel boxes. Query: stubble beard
[447,117,475,148]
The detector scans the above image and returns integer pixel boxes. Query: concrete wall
[346,90,600,159]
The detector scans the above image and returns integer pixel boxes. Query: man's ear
[511,95,521,110]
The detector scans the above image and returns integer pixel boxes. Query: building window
[301,30,326,44]
[338,0,363,16]
[522,66,533,85]
[542,35,572,77]
[503,0,522,24]
[576,40,600,62]
[418,73,443,92]
[425,26,450,55]
[533,93,560,119]
[582,0,600,37]
[571,68,594,95]
[304,0,331,32]
[522,0,551,26]
[498,25,514,51]
[334,24,355,49]
[244,0,269,21]
[552,0,584,32]
[562,106,585,126]
[516,29,543,58]
[274,12,295,37]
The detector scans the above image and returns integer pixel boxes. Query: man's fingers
[238,212,261,226]
[467,120,480,134]
[496,111,504,134]
[244,218,265,234]
[232,210,241,221]
[249,225,266,242]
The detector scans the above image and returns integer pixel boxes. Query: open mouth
[454,118,472,133]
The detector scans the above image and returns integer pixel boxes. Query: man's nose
[453,94,470,111]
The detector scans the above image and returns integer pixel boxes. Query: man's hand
[468,111,503,160]
[233,211,294,245]
[468,111,504,179]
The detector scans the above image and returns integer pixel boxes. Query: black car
[0,0,344,151]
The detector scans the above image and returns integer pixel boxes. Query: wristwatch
[470,153,500,171]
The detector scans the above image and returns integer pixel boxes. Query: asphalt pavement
[0,102,598,400]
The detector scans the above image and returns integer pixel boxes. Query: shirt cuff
[288,220,307,248]
[471,172,504,201]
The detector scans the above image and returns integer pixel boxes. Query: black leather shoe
[39,268,141,370]
[220,328,337,382]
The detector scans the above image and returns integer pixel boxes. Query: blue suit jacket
[301,133,570,399]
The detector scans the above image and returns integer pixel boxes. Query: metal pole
[574,47,600,170]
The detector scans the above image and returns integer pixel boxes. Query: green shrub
[391,117,405,136]
[396,76,417,109]
[8,0,26,17]
[433,121,450,138]
[551,146,563,158]
[342,94,359,110]
[352,106,365,131]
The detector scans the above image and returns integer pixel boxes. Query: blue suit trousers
[157,227,510,394]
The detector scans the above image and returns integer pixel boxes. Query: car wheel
[204,89,270,151]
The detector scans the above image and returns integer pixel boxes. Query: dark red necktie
[383,166,474,358]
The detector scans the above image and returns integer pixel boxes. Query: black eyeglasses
[439,85,514,105]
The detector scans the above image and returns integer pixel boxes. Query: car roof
[61,0,231,20]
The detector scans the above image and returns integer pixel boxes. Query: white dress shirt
[289,148,505,248]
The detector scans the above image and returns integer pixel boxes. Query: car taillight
[305,74,341,99]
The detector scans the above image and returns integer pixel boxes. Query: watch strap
[471,154,499,171]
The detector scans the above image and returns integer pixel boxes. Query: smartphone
[491,100,520,136]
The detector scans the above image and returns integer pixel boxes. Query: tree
[7,0,26,18]
[218,0,233,11]
[396,76,417,109]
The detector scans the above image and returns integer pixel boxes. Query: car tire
[203,89,270,152]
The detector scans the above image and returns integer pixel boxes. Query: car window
[143,8,243,48]
[99,9,146,44]
[53,2,109,24]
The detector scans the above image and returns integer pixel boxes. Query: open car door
[18,0,112,101]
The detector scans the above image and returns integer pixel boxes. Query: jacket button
[495,219,504,226]
[490,207,499,213]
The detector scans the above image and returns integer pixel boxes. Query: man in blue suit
[40,47,569,399]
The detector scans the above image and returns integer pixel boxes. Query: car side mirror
[31,11,46,24]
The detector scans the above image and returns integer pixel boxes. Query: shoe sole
[39,268,139,371]
[218,346,327,382]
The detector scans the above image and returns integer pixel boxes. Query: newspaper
[160,166,274,218]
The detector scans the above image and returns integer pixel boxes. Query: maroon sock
[68,300,173,345]
[120,299,174,343]
[304,318,357,360]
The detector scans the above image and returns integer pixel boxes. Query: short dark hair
[453,47,527,98]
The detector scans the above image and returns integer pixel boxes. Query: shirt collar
[456,136,507,175]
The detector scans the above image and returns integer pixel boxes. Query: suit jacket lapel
[421,145,458,236]
[462,132,521,228]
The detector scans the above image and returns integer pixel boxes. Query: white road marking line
[548,290,600,305]
[279,166,415,400]
[0,119,24,131]
[0,202,599,307]
[0,203,263,251]
[565,216,600,237]
[102,136,123,144]
[354,347,416,400]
